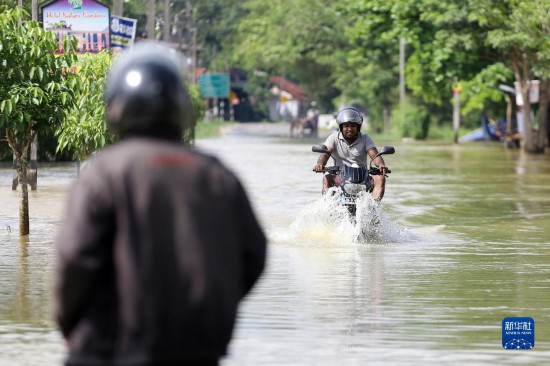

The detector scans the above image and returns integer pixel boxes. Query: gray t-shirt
[324,131,376,168]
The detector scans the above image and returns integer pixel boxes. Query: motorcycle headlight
[342,183,366,195]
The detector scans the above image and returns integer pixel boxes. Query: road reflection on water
[1,133,550,365]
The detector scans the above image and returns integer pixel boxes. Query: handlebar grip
[369,168,392,175]
[313,166,341,173]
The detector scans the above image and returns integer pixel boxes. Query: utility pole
[177,10,183,54]
[185,0,193,69]
[395,38,406,135]
[452,78,462,143]
[399,38,406,104]
[163,0,170,42]
[147,0,155,39]
[191,27,197,84]
[113,0,124,17]
[213,46,218,118]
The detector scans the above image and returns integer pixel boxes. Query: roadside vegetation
[194,119,231,140]
[3,0,550,156]
[0,8,79,235]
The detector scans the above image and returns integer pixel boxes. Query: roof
[269,76,309,101]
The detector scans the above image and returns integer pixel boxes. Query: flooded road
[1,127,550,365]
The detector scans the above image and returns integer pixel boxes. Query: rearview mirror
[312,144,330,154]
[379,146,395,155]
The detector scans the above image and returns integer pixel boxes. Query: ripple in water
[275,188,414,246]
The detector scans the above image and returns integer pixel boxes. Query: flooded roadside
[1,127,550,365]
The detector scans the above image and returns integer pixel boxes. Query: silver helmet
[336,107,363,127]
[105,41,192,139]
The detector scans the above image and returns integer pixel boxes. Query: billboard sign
[110,15,137,54]
[42,0,110,54]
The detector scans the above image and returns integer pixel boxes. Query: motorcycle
[312,144,395,217]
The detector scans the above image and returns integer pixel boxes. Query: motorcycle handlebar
[313,166,391,175]
[313,165,340,173]
[369,167,392,175]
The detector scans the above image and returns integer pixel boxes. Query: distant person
[305,101,320,137]
[313,107,389,200]
[54,41,267,366]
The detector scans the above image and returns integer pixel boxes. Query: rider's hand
[379,166,389,175]
[314,164,325,172]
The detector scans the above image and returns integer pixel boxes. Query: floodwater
[1,127,550,365]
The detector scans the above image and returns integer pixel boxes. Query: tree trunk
[32,0,38,20]
[17,149,30,236]
[512,56,544,153]
[537,79,549,150]
[519,83,536,152]
[6,127,33,236]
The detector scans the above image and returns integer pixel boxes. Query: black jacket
[55,137,266,365]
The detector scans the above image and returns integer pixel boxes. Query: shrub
[392,101,431,140]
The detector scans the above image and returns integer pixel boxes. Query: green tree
[56,51,114,163]
[347,1,507,132]
[0,0,29,13]
[194,0,248,70]
[185,84,206,145]
[352,0,550,149]
[337,0,403,132]
[471,0,550,152]
[0,9,79,235]
[233,0,346,110]
[56,53,204,158]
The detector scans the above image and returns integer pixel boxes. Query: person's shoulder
[326,131,340,140]
[359,133,376,147]
[322,131,336,145]
[360,132,374,141]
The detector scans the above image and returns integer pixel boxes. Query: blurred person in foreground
[54,41,266,366]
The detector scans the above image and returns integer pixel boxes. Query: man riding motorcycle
[313,107,389,201]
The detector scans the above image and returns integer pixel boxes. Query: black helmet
[336,107,363,127]
[105,41,191,139]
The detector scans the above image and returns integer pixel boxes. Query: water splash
[285,189,414,246]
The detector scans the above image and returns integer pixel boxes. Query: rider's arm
[314,146,333,171]
[368,148,389,174]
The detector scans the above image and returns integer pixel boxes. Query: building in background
[268,76,309,122]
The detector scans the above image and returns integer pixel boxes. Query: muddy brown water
[1,125,550,365]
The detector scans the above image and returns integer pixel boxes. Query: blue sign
[198,73,230,98]
[110,15,137,53]
[502,317,534,349]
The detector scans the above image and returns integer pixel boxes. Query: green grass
[365,124,469,142]
[194,119,235,139]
